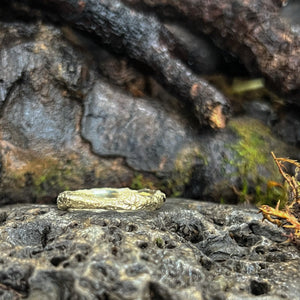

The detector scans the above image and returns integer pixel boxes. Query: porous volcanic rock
[0,199,299,299]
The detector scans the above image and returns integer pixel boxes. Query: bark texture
[124,0,300,100]
[2,0,230,129]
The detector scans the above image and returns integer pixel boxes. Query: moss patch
[228,117,288,205]
[229,118,269,173]
[3,155,85,202]
[130,173,157,190]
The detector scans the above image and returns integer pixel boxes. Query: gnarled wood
[2,0,230,129]
[124,0,300,101]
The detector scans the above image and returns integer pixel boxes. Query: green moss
[220,197,225,204]
[228,117,286,205]
[5,155,86,200]
[255,183,288,209]
[130,173,156,190]
[33,163,71,197]
[229,118,268,173]
[155,237,164,248]
[130,174,144,190]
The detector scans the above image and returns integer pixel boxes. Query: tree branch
[124,0,300,101]
[3,0,231,128]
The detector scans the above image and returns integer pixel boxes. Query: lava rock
[0,199,299,299]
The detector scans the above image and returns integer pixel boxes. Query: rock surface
[0,12,300,204]
[0,199,299,299]
[81,80,195,172]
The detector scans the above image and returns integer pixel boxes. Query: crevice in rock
[250,279,270,296]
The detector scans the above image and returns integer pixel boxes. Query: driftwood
[2,0,299,126]
[2,0,230,129]
[123,0,300,101]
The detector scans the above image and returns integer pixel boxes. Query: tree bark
[123,0,300,101]
[2,0,230,129]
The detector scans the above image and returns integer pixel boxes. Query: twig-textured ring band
[57,188,166,211]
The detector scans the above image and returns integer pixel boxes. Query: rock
[273,110,300,146]
[243,100,277,127]
[181,117,299,202]
[0,21,135,203]
[0,200,299,299]
[81,80,195,172]
[0,18,299,204]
